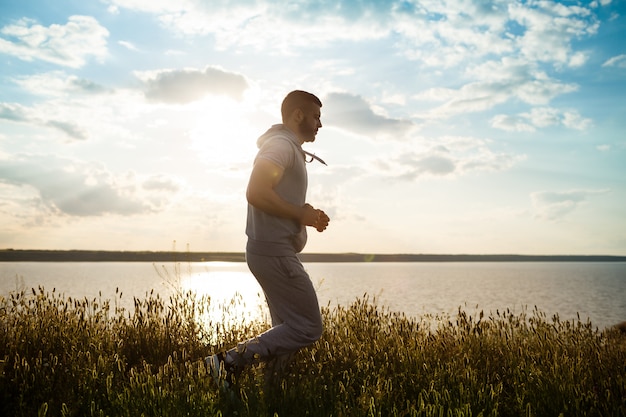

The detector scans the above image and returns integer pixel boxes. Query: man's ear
[293,108,304,123]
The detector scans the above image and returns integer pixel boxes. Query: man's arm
[246,158,325,229]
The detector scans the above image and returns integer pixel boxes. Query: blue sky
[0,0,625,255]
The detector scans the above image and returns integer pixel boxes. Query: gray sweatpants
[227,252,323,366]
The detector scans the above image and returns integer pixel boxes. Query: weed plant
[1,286,624,416]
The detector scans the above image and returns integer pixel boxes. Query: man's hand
[316,210,330,232]
[301,204,330,232]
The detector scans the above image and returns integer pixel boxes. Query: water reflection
[1,261,623,330]
[178,263,269,328]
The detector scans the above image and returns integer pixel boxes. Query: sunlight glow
[188,96,259,172]
[180,263,269,324]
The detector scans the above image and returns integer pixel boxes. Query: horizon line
[1,249,625,263]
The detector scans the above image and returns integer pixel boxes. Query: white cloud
[45,120,88,141]
[491,107,592,132]
[3,69,254,158]
[104,0,189,14]
[416,64,578,120]
[136,66,249,104]
[531,189,608,221]
[0,102,87,141]
[561,110,593,130]
[394,1,513,68]
[602,54,626,68]
[12,71,109,97]
[508,1,598,68]
[569,51,588,67]
[99,0,601,75]
[99,0,602,133]
[323,92,414,139]
[0,81,159,146]
[380,92,407,106]
[393,0,597,71]
[490,114,536,132]
[372,136,524,181]
[0,103,29,123]
[104,0,387,53]
[526,107,563,127]
[0,154,179,217]
[142,175,181,192]
[118,40,138,51]
[0,16,109,68]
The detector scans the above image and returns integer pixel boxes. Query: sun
[188,95,260,172]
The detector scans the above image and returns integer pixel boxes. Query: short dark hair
[281,90,322,121]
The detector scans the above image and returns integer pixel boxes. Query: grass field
[1,285,624,416]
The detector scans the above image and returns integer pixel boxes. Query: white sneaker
[206,353,236,390]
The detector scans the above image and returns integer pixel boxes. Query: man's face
[297,105,322,143]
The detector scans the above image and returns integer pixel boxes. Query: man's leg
[259,272,294,387]
[228,252,323,367]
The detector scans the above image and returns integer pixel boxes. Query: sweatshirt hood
[257,124,300,149]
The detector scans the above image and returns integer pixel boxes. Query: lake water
[1,261,625,330]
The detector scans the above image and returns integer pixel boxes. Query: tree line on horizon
[1,249,625,263]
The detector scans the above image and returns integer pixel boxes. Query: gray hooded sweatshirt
[245,124,308,256]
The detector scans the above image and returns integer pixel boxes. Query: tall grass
[1,286,624,416]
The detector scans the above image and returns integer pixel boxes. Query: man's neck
[283,123,304,145]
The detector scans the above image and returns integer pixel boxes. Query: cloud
[602,54,626,68]
[12,71,110,97]
[11,71,113,100]
[393,1,514,68]
[0,154,177,217]
[104,0,387,51]
[118,40,139,51]
[508,1,598,68]
[373,136,523,181]
[101,0,601,73]
[561,110,593,130]
[596,144,611,152]
[373,0,595,71]
[142,175,181,192]
[0,103,29,123]
[102,0,601,126]
[531,189,608,221]
[397,153,456,178]
[45,120,88,141]
[2,72,155,144]
[0,102,88,141]
[323,92,414,139]
[137,66,249,104]
[491,107,592,132]
[568,51,588,68]
[415,58,579,119]
[0,16,109,68]
[490,115,535,132]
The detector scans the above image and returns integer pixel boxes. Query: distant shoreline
[1,249,625,263]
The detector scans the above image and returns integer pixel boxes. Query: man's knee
[302,318,323,345]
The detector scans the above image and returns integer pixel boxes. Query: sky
[0,0,625,256]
